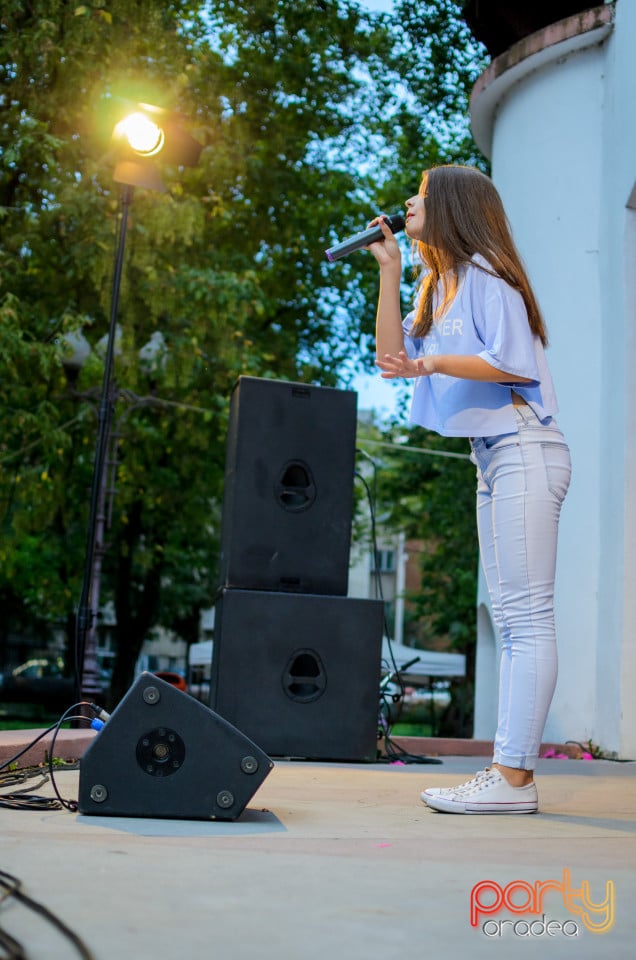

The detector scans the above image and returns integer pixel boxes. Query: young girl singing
[369,165,571,814]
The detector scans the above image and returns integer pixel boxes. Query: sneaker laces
[447,768,494,795]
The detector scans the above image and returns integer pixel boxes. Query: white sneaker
[419,768,490,803]
[423,768,538,815]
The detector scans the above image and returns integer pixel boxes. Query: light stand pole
[73,102,201,705]
[75,184,134,702]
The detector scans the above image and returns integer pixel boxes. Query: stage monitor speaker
[78,673,273,821]
[219,376,357,596]
[210,589,384,761]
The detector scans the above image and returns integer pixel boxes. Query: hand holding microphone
[325,212,405,262]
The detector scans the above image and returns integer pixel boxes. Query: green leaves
[369,422,478,647]
[0,0,488,700]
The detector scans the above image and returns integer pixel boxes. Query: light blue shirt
[402,257,558,438]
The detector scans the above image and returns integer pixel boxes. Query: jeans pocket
[483,433,518,451]
[541,442,571,501]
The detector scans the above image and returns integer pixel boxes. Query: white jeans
[470,406,571,769]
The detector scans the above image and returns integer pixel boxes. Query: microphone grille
[387,213,405,233]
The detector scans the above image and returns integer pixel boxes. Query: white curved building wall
[471,1,636,757]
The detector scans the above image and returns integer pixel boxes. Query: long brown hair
[411,165,548,346]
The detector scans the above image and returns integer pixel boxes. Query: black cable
[0,702,95,774]
[379,731,442,765]
[354,468,398,654]
[0,870,95,960]
[0,794,61,813]
[0,702,98,811]
[355,465,407,708]
[46,711,86,812]
[0,725,59,776]
[0,767,62,812]
[0,921,26,960]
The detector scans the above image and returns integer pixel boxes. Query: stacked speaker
[210,376,384,761]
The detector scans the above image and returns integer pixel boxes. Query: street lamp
[73,101,201,704]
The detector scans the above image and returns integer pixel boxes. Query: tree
[356,1,488,733]
[358,419,477,734]
[0,0,398,703]
[0,0,491,713]
[366,0,489,210]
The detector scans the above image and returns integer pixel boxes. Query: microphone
[325,212,406,262]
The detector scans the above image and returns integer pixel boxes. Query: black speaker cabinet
[219,376,357,595]
[78,673,273,821]
[210,589,384,761]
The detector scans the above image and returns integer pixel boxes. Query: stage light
[72,100,201,704]
[113,111,165,158]
[110,100,202,190]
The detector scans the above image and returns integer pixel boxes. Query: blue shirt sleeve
[471,269,541,383]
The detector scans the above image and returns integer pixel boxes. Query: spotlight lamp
[113,112,165,158]
[111,100,202,191]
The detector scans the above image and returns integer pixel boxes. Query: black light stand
[73,103,201,705]
[74,184,134,703]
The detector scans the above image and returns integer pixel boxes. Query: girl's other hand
[376,351,434,379]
